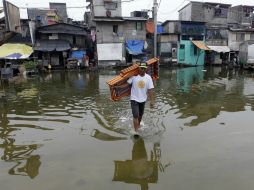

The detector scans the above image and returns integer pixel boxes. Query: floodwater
[1,66,254,190]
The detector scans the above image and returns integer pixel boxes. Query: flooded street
[1,66,254,190]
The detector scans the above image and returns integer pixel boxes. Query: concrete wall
[84,12,96,27]
[179,2,230,26]
[96,20,146,43]
[3,0,21,33]
[228,31,240,51]
[203,6,228,26]
[228,30,253,51]
[96,22,124,43]
[122,20,146,41]
[228,6,254,27]
[93,0,121,17]
[158,34,178,43]
[190,2,204,22]
[205,15,228,27]
[227,6,241,24]
[179,4,192,21]
[163,22,179,33]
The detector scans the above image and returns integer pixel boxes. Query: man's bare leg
[138,117,142,125]
[133,118,140,132]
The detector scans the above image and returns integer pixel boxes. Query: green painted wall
[177,40,205,66]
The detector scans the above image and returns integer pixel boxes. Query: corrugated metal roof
[5,33,32,45]
[192,41,210,51]
[122,17,147,21]
[34,40,70,52]
[208,46,230,53]
[38,30,87,35]
[93,17,124,22]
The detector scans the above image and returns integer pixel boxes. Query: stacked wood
[107,58,159,101]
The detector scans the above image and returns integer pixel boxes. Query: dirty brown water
[1,66,254,190]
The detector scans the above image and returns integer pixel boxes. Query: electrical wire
[158,0,162,9]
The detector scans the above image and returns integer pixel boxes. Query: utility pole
[153,0,158,58]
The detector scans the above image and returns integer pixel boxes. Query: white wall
[97,43,123,61]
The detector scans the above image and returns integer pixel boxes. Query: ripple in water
[114,110,166,142]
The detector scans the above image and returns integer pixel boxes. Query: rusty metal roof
[192,41,210,51]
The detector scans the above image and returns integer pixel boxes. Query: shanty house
[159,20,180,64]
[177,21,209,66]
[33,23,90,69]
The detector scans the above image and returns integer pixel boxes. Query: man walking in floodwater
[127,62,154,134]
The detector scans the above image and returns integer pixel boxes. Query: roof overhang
[122,17,147,21]
[192,41,210,51]
[93,17,124,22]
[38,30,87,35]
[34,40,70,52]
[208,46,230,53]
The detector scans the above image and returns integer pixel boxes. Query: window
[214,8,222,17]
[113,25,118,34]
[180,44,185,49]
[214,8,228,18]
[136,22,143,30]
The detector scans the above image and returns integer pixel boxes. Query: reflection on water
[113,138,159,190]
[8,155,41,179]
[91,129,127,141]
[113,138,171,190]
[1,68,254,189]
[176,66,205,92]
[157,66,254,126]
[0,135,41,179]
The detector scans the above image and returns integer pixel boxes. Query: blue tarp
[71,50,86,59]
[6,53,23,59]
[126,40,144,55]
[157,25,163,34]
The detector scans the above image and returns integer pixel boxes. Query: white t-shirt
[127,73,154,103]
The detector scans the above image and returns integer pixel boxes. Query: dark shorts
[131,100,145,119]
